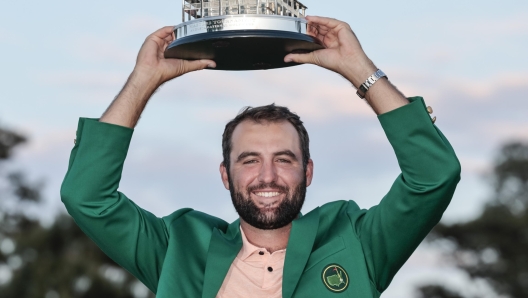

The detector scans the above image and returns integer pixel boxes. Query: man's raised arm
[286,16,461,293]
[100,26,216,128]
[60,27,215,293]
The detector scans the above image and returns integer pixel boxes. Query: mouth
[251,190,285,209]
[253,191,282,198]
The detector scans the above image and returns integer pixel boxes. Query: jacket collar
[282,207,320,298]
[201,208,320,298]
[202,219,242,298]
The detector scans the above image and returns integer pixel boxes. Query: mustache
[247,182,289,194]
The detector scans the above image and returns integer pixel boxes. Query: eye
[277,158,291,163]
[243,159,258,164]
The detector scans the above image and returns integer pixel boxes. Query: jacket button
[74,139,77,145]
[427,106,433,114]
[432,116,437,124]
[267,267,273,272]
[259,251,264,255]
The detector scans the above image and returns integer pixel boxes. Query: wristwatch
[356,69,387,99]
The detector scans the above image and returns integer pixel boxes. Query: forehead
[230,120,301,155]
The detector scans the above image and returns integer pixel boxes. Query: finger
[306,23,333,44]
[148,26,175,41]
[284,52,319,65]
[182,59,217,73]
[161,37,173,53]
[305,16,342,29]
[164,35,174,44]
[142,28,174,51]
[306,24,319,38]
[164,31,176,44]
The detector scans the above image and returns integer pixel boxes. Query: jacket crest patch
[322,264,349,293]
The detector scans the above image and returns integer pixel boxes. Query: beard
[228,175,307,230]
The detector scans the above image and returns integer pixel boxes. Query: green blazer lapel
[202,219,242,298]
[282,208,320,298]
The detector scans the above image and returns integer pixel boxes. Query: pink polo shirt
[216,227,286,298]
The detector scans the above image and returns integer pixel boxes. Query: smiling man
[61,16,461,297]
[222,108,311,233]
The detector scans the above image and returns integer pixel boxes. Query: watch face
[359,84,369,93]
[356,90,366,99]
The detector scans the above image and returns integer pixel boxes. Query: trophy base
[164,30,323,71]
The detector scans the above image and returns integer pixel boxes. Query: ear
[220,162,230,190]
[305,159,314,187]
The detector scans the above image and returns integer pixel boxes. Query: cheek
[231,167,259,188]
[276,168,305,186]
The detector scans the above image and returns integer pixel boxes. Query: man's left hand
[284,16,377,88]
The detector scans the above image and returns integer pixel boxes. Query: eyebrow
[274,150,297,159]
[236,151,261,162]
[236,150,298,163]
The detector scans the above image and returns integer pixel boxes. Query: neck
[240,220,292,253]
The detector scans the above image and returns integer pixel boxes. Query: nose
[258,160,278,184]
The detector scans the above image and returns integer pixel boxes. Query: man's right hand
[134,26,216,86]
[99,27,216,128]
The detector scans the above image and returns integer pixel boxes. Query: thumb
[182,59,217,73]
[284,52,319,65]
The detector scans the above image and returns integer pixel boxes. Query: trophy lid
[164,0,323,71]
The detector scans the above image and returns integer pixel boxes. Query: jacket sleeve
[348,97,461,292]
[60,118,174,293]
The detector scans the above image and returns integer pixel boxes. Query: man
[61,16,461,297]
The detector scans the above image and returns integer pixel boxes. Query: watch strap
[356,69,387,99]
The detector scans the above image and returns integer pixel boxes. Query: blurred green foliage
[417,142,528,298]
[0,124,155,298]
[417,285,464,298]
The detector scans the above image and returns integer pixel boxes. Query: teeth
[255,192,280,198]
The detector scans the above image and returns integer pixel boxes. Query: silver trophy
[164,0,324,70]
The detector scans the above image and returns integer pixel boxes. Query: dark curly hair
[222,104,310,172]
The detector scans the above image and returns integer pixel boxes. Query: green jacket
[61,97,461,297]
